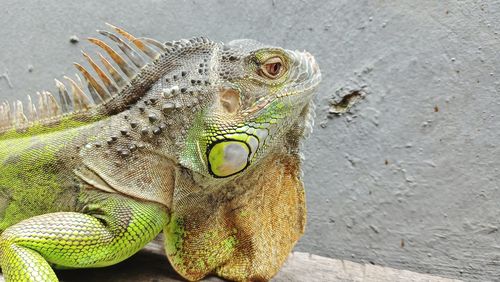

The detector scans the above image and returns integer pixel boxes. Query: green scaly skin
[0,119,168,281]
[0,26,320,282]
[0,193,167,281]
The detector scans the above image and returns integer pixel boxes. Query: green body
[0,26,320,281]
[0,117,168,280]
[0,119,94,230]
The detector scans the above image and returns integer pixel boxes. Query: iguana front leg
[0,192,167,282]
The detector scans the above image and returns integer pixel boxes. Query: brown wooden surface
[0,240,462,281]
[54,251,462,282]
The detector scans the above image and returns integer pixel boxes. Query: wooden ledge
[0,249,461,281]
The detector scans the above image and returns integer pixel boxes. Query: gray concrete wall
[0,1,499,281]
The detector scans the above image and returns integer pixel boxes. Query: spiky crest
[0,23,212,134]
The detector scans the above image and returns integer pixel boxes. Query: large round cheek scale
[208,141,250,177]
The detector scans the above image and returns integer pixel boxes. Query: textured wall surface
[0,1,499,281]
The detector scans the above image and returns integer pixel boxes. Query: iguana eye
[259,57,284,79]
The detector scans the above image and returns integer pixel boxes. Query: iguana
[0,24,321,281]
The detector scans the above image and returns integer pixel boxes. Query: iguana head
[186,40,321,178]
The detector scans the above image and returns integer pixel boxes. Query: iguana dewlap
[0,24,321,281]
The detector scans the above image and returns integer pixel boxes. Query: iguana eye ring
[259,57,285,79]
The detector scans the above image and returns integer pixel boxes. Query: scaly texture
[0,24,321,282]
[0,192,167,281]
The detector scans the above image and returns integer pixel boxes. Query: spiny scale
[0,24,166,132]
[105,23,160,60]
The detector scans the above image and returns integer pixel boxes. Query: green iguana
[0,24,321,281]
